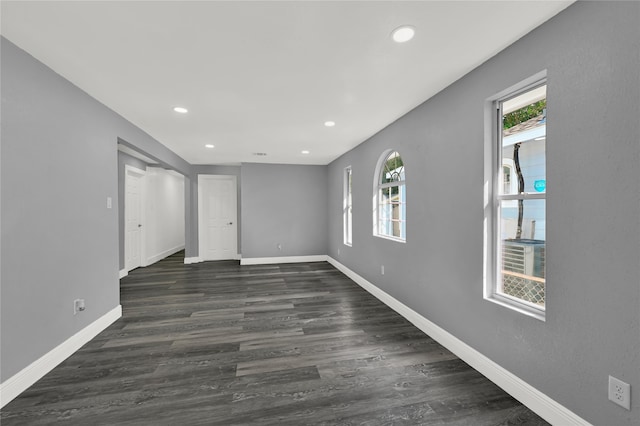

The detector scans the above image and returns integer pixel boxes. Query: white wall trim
[0,305,122,408]
[240,255,328,266]
[144,244,185,266]
[119,269,128,279]
[326,257,591,426]
[184,256,203,265]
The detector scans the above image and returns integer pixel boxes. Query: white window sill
[484,294,546,322]
[375,234,406,244]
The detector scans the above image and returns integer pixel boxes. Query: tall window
[375,151,406,241]
[343,166,353,246]
[487,79,546,318]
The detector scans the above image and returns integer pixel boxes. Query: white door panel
[199,175,237,261]
[125,167,145,271]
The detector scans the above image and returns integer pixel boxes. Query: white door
[125,166,145,271]
[198,175,237,261]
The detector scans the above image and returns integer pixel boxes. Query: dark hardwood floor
[2,252,548,425]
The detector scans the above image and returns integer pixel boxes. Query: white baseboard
[144,244,185,266]
[326,257,590,426]
[119,268,128,279]
[185,254,242,264]
[0,305,122,408]
[240,255,328,266]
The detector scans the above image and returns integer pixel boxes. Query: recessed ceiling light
[301,150,310,155]
[173,106,188,114]
[391,25,415,43]
[205,144,215,148]
[324,121,335,127]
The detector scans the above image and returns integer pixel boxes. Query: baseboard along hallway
[1,252,548,425]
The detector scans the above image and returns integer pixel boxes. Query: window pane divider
[497,193,546,201]
[379,181,405,189]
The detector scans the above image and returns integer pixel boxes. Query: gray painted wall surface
[2,3,639,424]
[327,3,639,425]
[241,163,327,259]
[192,165,242,256]
[0,37,194,381]
[117,152,149,270]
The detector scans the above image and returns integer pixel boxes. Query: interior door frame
[198,174,238,261]
[124,165,146,272]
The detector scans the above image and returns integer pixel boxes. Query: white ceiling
[1,1,573,166]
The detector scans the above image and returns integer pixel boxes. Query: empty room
[1,1,639,425]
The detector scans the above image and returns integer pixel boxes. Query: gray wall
[327,2,639,425]
[0,37,193,381]
[2,3,639,424]
[241,163,328,259]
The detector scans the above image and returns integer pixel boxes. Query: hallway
[2,253,546,425]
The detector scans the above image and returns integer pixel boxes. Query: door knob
[138,224,142,228]
[227,222,233,225]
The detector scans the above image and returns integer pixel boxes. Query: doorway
[124,165,145,271]
[198,175,238,261]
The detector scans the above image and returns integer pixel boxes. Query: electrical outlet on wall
[608,375,631,410]
[74,299,85,315]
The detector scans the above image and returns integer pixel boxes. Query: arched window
[375,151,406,241]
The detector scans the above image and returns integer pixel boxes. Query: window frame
[343,166,353,246]
[374,150,406,243]
[484,71,547,321]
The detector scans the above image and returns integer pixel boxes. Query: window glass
[499,199,546,306]
[376,151,406,241]
[489,82,546,315]
[344,167,353,246]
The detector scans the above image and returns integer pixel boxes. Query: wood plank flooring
[1,252,548,425]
